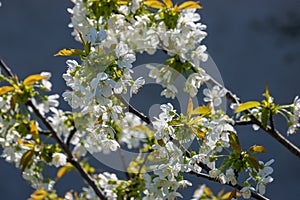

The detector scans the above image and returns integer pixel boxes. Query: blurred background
[0,0,300,199]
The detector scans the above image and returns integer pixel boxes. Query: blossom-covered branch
[0,59,107,200]
[1,0,299,199]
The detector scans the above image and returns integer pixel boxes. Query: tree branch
[250,115,300,157]
[115,94,152,125]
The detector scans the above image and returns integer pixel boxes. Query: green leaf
[0,86,15,95]
[244,154,260,171]
[56,162,74,180]
[117,0,130,5]
[30,121,40,144]
[191,126,206,140]
[10,94,17,110]
[54,48,84,57]
[248,145,266,153]
[222,191,233,199]
[20,150,34,171]
[261,108,270,128]
[24,74,48,85]
[235,101,261,113]
[168,119,182,126]
[189,115,205,124]
[178,1,202,10]
[162,0,173,8]
[263,83,271,103]
[191,105,211,115]
[144,0,165,9]
[229,132,241,153]
[187,97,193,121]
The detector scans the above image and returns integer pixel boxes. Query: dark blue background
[0,0,300,199]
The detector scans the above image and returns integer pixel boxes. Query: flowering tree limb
[1,1,299,199]
[0,59,107,200]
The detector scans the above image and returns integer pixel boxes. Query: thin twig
[66,123,77,147]
[0,59,14,77]
[115,94,152,125]
[269,113,275,131]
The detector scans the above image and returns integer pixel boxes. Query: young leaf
[30,121,40,144]
[24,74,48,85]
[191,105,211,115]
[117,0,130,5]
[244,154,260,171]
[187,97,193,120]
[264,83,271,103]
[163,0,173,8]
[10,94,17,110]
[248,145,266,153]
[54,48,84,57]
[229,132,241,153]
[17,138,35,149]
[261,108,270,128]
[0,86,15,95]
[235,101,261,113]
[178,1,202,10]
[204,187,213,196]
[56,162,74,180]
[144,0,165,9]
[222,191,233,199]
[20,150,34,171]
[189,115,205,124]
[29,188,48,200]
[168,119,182,126]
[191,126,206,140]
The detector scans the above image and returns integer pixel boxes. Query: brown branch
[250,116,300,157]
[0,59,107,200]
[26,97,107,200]
[234,120,253,126]
[0,58,14,77]
[115,94,152,125]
